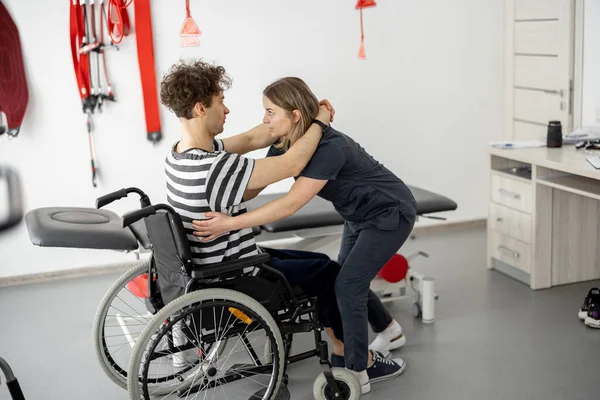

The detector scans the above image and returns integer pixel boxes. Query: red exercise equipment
[127,273,150,298]
[378,254,409,283]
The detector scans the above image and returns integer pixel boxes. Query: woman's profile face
[262,96,296,140]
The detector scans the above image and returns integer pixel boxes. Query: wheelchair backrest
[144,211,193,304]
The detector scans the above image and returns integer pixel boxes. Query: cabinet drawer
[489,203,532,244]
[490,232,531,273]
[491,173,533,213]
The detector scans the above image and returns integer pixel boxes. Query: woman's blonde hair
[263,77,319,151]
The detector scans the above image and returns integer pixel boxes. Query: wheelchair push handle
[0,357,25,400]
[96,187,151,209]
[121,203,177,228]
[122,205,156,228]
[96,188,128,209]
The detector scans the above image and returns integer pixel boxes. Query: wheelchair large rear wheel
[92,259,154,389]
[92,260,227,391]
[128,288,285,400]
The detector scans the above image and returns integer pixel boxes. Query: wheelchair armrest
[191,253,271,279]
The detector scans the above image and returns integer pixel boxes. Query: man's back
[165,139,258,264]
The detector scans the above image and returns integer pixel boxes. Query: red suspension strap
[103,0,162,143]
[134,0,162,143]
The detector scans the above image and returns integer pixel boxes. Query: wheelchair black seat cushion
[24,207,138,250]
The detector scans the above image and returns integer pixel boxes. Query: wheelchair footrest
[249,384,291,400]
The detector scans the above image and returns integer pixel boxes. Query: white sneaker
[172,348,200,369]
[368,321,406,358]
[349,369,371,394]
[172,321,199,369]
[584,314,600,329]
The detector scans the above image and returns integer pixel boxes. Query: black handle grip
[122,205,156,228]
[0,357,25,400]
[96,188,128,209]
[0,167,24,233]
[7,379,25,400]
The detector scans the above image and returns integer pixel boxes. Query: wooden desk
[487,146,600,289]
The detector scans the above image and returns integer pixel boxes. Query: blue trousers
[335,215,415,371]
[263,247,344,341]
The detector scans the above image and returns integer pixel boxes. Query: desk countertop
[489,146,600,180]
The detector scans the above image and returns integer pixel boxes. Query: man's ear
[193,102,206,117]
[292,110,301,124]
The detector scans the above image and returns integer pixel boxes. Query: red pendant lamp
[355,0,376,60]
[180,0,201,47]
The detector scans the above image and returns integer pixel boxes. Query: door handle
[542,89,565,98]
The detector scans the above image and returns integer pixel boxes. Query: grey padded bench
[246,185,457,250]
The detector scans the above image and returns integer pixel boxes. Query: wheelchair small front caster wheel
[412,302,422,318]
[313,368,361,400]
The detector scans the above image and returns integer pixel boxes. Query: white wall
[0,0,505,279]
[582,0,600,127]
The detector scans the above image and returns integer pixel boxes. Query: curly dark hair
[160,59,232,119]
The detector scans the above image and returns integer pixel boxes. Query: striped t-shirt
[165,139,259,265]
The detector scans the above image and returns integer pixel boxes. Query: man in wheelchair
[126,59,397,399]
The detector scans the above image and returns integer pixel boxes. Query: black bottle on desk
[547,121,563,148]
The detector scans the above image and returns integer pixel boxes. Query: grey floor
[1,227,599,400]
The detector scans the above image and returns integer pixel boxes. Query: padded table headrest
[25,207,138,251]
[408,186,457,215]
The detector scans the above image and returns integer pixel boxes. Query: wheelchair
[0,166,26,400]
[89,188,362,399]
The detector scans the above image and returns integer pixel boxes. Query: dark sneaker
[584,301,600,329]
[366,355,407,384]
[330,350,390,368]
[579,288,600,320]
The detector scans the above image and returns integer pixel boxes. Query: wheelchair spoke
[112,295,151,322]
[138,298,279,400]
[221,385,247,400]
[102,331,143,339]
[217,324,253,369]
[122,288,151,310]
[219,329,265,363]
[115,290,151,317]
[102,322,147,328]
[106,305,149,326]
[223,367,271,389]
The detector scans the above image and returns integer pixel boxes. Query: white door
[505,0,575,141]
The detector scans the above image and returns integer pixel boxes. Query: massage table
[25,185,456,324]
[246,185,457,323]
